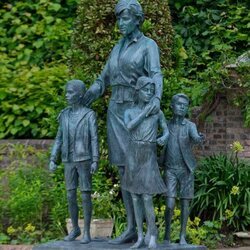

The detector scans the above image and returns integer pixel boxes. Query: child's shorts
[64,160,92,192]
[164,167,194,199]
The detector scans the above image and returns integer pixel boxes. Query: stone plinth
[33,239,207,250]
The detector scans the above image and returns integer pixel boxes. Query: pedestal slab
[33,239,207,250]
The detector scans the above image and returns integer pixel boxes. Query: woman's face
[117,9,139,37]
[139,83,155,103]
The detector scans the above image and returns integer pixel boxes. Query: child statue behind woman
[122,76,169,249]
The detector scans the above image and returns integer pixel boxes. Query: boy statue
[49,79,99,244]
[163,93,204,245]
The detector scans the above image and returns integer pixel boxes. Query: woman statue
[83,0,163,244]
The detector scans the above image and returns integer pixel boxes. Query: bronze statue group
[49,0,204,249]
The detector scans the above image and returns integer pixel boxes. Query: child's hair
[66,79,86,105]
[135,76,154,90]
[171,93,189,106]
[66,79,86,94]
[134,76,155,104]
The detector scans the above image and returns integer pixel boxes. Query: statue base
[33,238,207,250]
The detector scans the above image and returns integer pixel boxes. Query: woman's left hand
[157,134,169,146]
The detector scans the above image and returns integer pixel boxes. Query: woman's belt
[111,85,135,103]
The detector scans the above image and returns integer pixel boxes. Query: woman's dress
[91,31,162,166]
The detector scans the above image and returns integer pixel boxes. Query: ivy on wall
[166,0,250,122]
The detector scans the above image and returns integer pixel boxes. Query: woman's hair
[115,0,144,26]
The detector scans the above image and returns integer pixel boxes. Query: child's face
[65,85,81,105]
[139,83,155,103]
[172,97,189,117]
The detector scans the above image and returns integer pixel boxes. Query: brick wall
[0,139,53,168]
[195,95,250,159]
[0,139,53,150]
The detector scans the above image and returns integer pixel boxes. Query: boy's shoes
[108,229,137,245]
[64,227,81,241]
[80,234,91,244]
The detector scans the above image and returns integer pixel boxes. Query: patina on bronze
[123,76,168,249]
[49,80,99,244]
[83,0,163,245]
[162,93,205,246]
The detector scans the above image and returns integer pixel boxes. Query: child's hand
[146,98,160,117]
[157,134,169,146]
[49,161,57,172]
[199,133,206,142]
[91,162,98,174]
[144,104,152,117]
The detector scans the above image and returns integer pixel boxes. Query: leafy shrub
[0,0,80,139]
[0,63,68,138]
[192,142,250,231]
[167,0,250,124]
[0,0,78,66]
[169,0,249,73]
[0,144,68,242]
[155,205,222,248]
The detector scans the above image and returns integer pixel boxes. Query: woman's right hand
[83,89,95,107]
[83,84,100,106]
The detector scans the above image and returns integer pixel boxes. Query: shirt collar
[126,30,143,44]
[171,117,187,125]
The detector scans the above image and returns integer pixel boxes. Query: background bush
[166,0,250,122]
[192,143,250,231]
[0,0,78,138]
[0,64,67,138]
[0,144,67,243]
[0,0,78,66]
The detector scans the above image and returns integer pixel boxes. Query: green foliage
[230,63,250,126]
[166,0,250,123]
[0,0,78,66]
[70,0,174,82]
[0,0,80,139]
[155,205,222,248]
[169,0,249,73]
[0,233,10,244]
[0,144,68,243]
[192,145,250,231]
[0,64,68,138]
